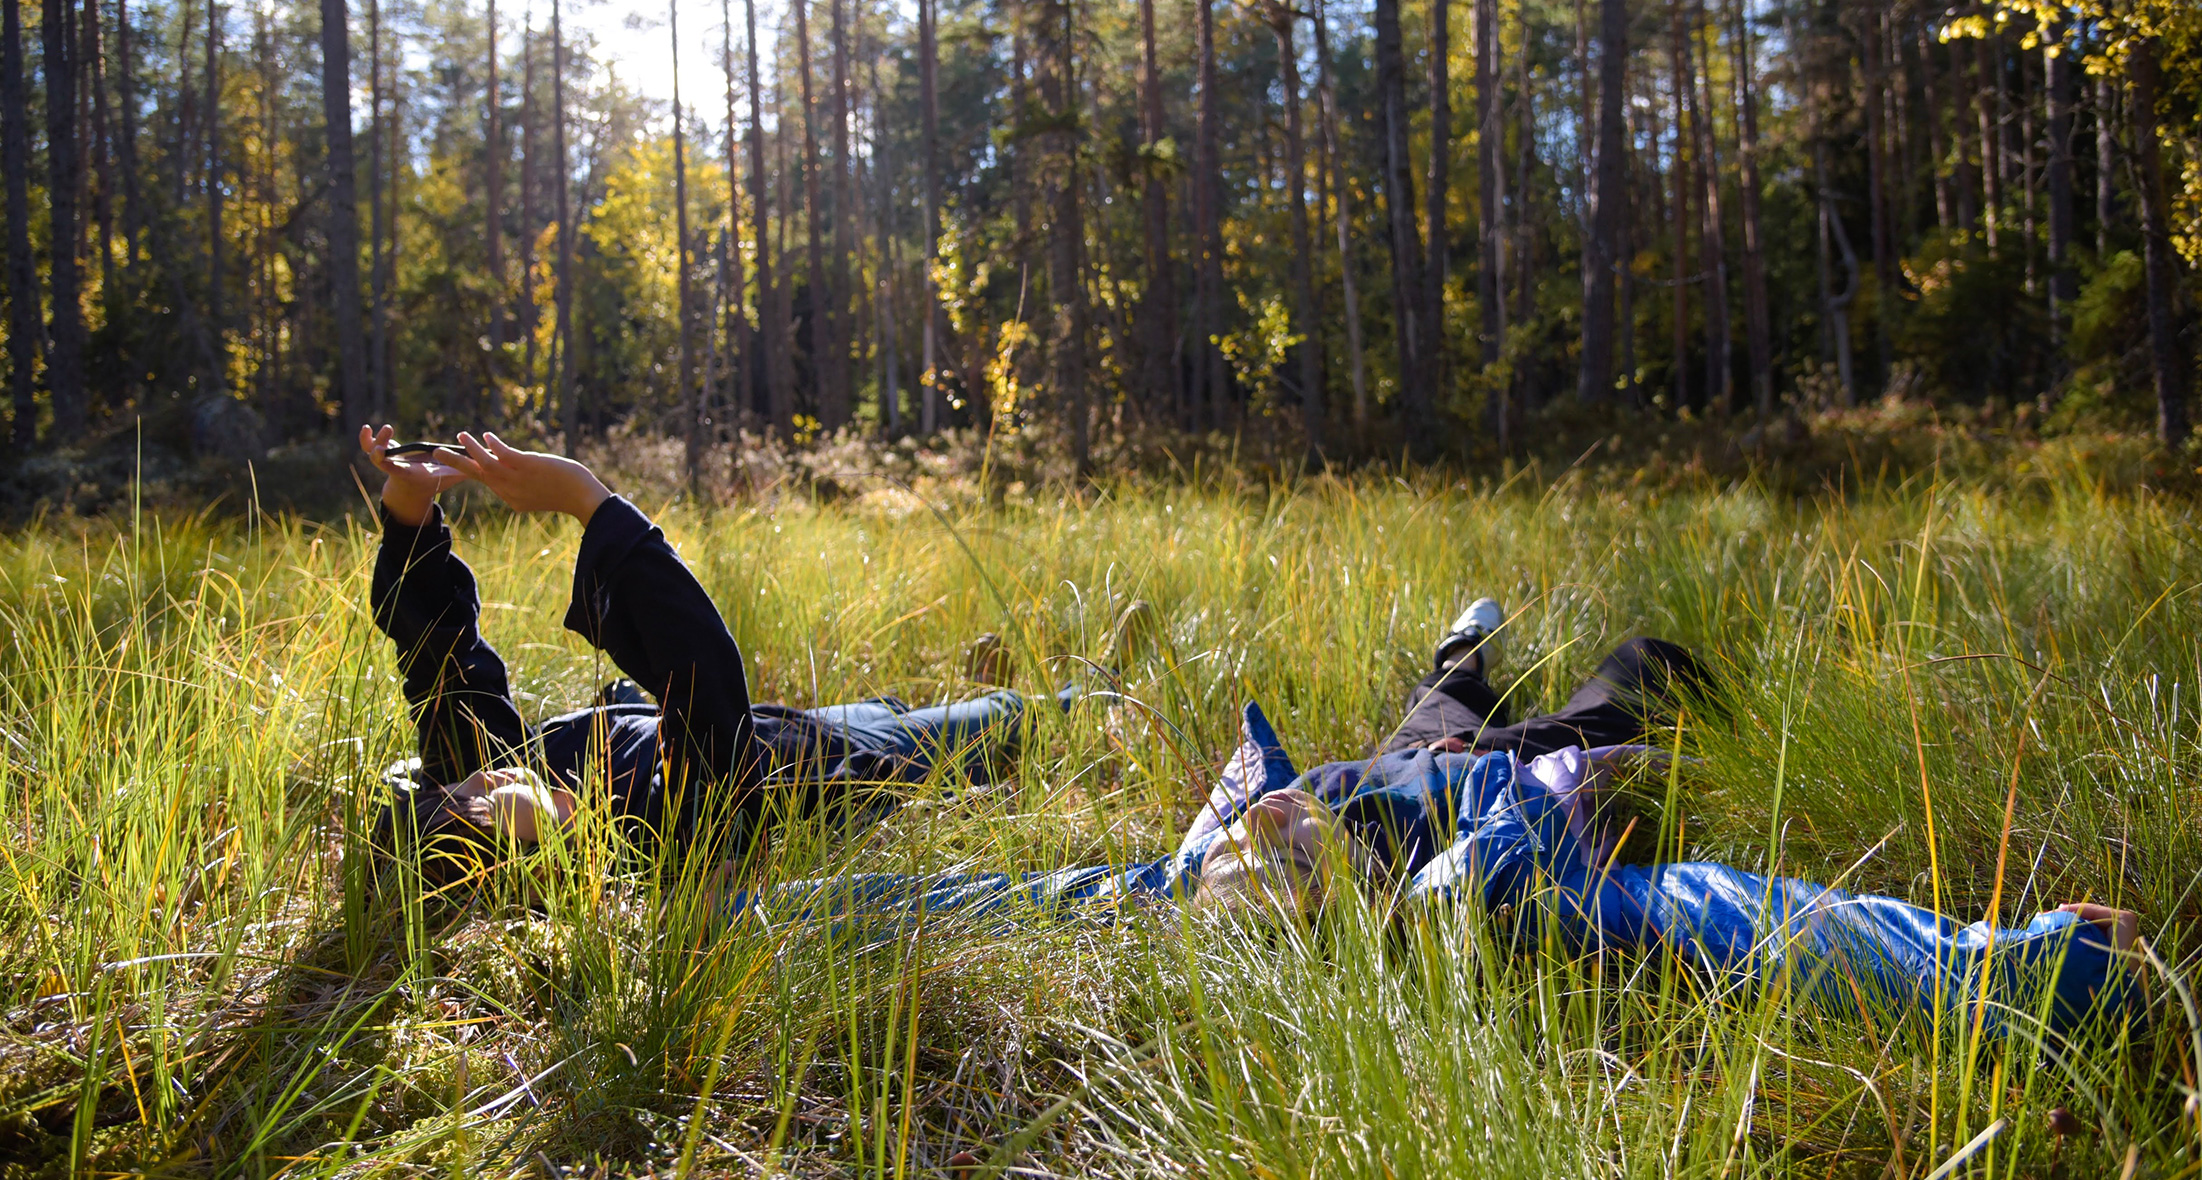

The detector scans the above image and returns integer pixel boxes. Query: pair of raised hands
[359,425,611,528]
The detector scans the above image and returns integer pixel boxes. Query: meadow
[1,455,2198,1177]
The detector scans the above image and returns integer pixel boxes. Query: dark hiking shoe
[964,632,1013,686]
[595,678,650,707]
[1434,597,1504,679]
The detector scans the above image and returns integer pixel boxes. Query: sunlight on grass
[0,469,2197,1175]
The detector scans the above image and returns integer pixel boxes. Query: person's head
[1192,788,1379,921]
[369,764,571,893]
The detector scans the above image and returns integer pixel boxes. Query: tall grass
[0,466,2197,1176]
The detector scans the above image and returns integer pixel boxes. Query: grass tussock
[1,466,2199,1177]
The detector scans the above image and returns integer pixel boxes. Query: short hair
[368,761,500,894]
[1191,828,1383,923]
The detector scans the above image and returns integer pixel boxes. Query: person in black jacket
[360,425,1031,889]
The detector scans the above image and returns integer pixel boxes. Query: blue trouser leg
[801,689,1030,786]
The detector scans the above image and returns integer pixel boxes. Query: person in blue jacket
[748,626,2140,1038]
[359,426,1041,889]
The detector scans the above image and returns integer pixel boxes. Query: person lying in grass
[748,607,2141,1038]
[360,425,1043,890]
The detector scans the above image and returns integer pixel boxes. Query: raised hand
[359,424,470,527]
[438,431,612,524]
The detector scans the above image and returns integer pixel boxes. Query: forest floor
[1,454,2198,1177]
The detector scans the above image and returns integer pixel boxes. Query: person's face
[1202,788,1341,881]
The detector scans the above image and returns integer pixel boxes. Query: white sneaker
[1434,597,1504,676]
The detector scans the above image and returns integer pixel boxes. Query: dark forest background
[0,0,2197,493]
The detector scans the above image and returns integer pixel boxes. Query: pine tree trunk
[746,0,784,434]
[1042,0,1086,471]
[1423,0,1450,413]
[116,0,143,254]
[1693,0,1730,411]
[2127,39,2187,447]
[1730,0,1770,418]
[553,0,579,450]
[868,46,895,435]
[794,0,828,431]
[1272,7,1322,456]
[1311,0,1367,433]
[1194,0,1225,430]
[43,0,85,437]
[1137,0,1176,425]
[4,0,39,446]
[824,0,852,431]
[84,0,112,299]
[206,0,225,397]
[518,13,537,399]
[1668,2,1691,412]
[1576,0,1625,404]
[1915,19,1949,230]
[318,0,366,436]
[1372,0,1427,432]
[1975,35,1999,251]
[1859,0,1891,386]
[367,0,387,419]
[672,0,699,490]
[2093,72,2114,255]
[1476,0,1502,380]
[2043,25,2075,342]
[722,0,749,431]
[917,0,940,433]
[485,0,504,415]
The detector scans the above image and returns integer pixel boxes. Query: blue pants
[789,690,1032,786]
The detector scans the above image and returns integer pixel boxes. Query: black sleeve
[563,496,763,843]
[369,503,530,785]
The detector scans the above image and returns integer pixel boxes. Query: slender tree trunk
[367,0,387,418]
[84,0,111,298]
[4,0,38,445]
[672,0,699,488]
[722,0,749,432]
[485,0,504,413]
[1137,0,1175,424]
[1730,0,1770,417]
[1372,0,1428,434]
[1668,3,1691,411]
[794,0,828,429]
[2043,25,2075,346]
[1577,0,1625,403]
[1312,0,1367,430]
[116,0,142,253]
[1272,7,1322,456]
[746,0,783,434]
[1692,0,1729,411]
[40,0,84,437]
[518,11,537,400]
[824,0,852,430]
[2094,72,2114,254]
[1194,0,1225,430]
[1859,0,1890,386]
[1476,0,1501,379]
[1423,0,1450,415]
[1916,19,1949,230]
[869,45,895,434]
[2126,39,2187,447]
[917,0,940,433]
[553,0,578,450]
[1975,34,1999,251]
[1041,0,1086,471]
[205,0,224,395]
[318,0,366,435]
